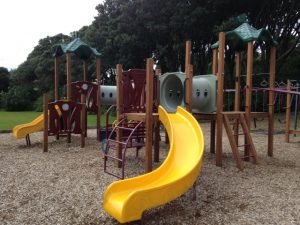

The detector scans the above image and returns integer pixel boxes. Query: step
[104,154,123,162]
[107,139,127,145]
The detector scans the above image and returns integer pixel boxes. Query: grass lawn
[0,111,115,132]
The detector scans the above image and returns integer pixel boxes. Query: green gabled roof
[53,38,101,60]
[211,23,277,50]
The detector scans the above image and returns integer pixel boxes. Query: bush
[1,86,37,111]
[33,95,43,112]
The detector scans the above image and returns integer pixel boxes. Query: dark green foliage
[279,46,300,81]
[0,67,10,92]
[1,85,37,111]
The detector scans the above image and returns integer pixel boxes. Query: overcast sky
[0,0,102,70]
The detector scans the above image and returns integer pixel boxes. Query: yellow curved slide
[103,106,204,223]
[13,114,44,138]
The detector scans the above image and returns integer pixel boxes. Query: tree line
[0,0,299,111]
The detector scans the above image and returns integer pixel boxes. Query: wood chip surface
[0,119,299,225]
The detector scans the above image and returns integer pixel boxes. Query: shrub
[1,86,37,111]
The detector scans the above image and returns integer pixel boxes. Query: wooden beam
[210,120,216,154]
[193,112,216,154]
[193,112,216,120]
[250,112,269,118]
[124,113,159,122]
[154,69,161,163]
[245,43,253,127]
[268,47,276,157]
[234,52,241,112]
[116,64,123,168]
[185,41,191,73]
[145,58,154,172]
[54,57,59,101]
[289,130,300,134]
[244,42,254,161]
[285,80,291,143]
[66,53,72,100]
[212,48,218,75]
[223,114,243,170]
[234,52,241,143]
[81,94,86,148]
[96,59,101,141]
[43,93,48,152]
[185,64,193,112]
[240,114,258,165]
[216,32,225,167]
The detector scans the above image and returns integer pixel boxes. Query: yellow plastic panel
[103,106,204,223]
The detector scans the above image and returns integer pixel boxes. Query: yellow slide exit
[103,106,204,223]
[12,114,44,139]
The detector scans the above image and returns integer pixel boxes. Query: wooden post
[145,58,154,172]
[43,93,48,152]
[285,80,291,143]
[268,47,276,156]
[244,42,254,161]
[96,58,101,141]
[83,60,88,81]
[210,48,218,154]
[212,48,218,75]
[216,32,225,167]
[54,57,59,101]
[66,53,72,100]
[234,52,241,143]
[116,64,123,168]
[185,41,192,73]
[154,68,161,163]
[210,121,216,154]
[81,94,86,148]
[186,64,193,112]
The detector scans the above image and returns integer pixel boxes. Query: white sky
[0,0,102,70]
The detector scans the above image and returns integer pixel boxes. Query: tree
[0,67,10,92]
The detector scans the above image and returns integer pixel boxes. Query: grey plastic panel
[100,85,117,105]
[159,73,217,113]
[192,75,217,113]
[159,72,186,113]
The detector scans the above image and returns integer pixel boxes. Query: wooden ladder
[223,112,258,170]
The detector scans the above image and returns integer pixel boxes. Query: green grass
[0,111,115,132]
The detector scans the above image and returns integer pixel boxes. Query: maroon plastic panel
[48,100,82,135]
[122,69,158,113]
[122,69,147,113]
[71,81,98,113]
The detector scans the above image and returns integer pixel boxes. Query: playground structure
[157,23,282,170]
[43,38,103,151]
[102,60,160,178]
[211,23,278,169]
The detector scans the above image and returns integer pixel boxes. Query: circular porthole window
[62,103,70,111]
[82,83,88,90]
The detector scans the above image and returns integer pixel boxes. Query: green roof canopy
[53,38,101,60]
[211,23,277,50]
